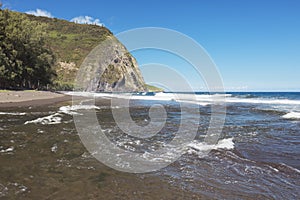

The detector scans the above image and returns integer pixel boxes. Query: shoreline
[0,90,72,108]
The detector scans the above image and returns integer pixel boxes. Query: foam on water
[226,98,300,105]
[105,135,234,165]
[188,138,234,152]
[69,92,220,106]
[282,112,300,119]
[51,144,58,153]
[113,137,234,164]
[59,105,100,115]
[0,147,14,153]
[0,112,26,116]
[176,100,210,106]
[24,104,100,125]
[24,113,62,125]
[68,92,300,107]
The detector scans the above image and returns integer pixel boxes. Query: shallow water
[0,92,300,199]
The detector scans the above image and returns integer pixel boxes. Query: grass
[6,11,147,91]
[146,84,164,92]
[25,13,112,89]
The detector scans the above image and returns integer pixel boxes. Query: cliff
[76,36,146,92]
[26,12,147,91]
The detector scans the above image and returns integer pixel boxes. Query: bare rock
[75,36,146,92]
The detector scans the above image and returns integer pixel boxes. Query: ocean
[0,92,299,199]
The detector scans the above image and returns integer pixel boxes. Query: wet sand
[0,90,72,108]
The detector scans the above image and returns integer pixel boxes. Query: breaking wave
[282,112,300,119]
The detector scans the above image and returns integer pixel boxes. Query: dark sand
[0,90,72,108]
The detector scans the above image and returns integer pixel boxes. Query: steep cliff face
[76,36,146,92]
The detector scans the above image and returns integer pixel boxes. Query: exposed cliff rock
[75,36,147,92]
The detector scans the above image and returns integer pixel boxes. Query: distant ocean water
[0,92,299,199]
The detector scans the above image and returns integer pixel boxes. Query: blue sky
[3,0,300,91]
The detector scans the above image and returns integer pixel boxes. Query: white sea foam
[67,92,300,108]
[51,144,58,153]
[69,92,218,105]
[188,138,234,152]
[59,106,79,115]
[139,138,234,163]
[0,147,14,153]
[59,105,100,115]
[176,99,211,106]
[24,113,62,125]
[24,104,100,125]
[282,112,300,119]
[0,112,26,116]
[226,98,300,106]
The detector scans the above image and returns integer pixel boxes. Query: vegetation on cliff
[145,84,164,92]
[0,9,160,92]
[0,9,55,89]
[27,14,112,90]
[0,9,120,90]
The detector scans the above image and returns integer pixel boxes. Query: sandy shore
[0,90,72,107]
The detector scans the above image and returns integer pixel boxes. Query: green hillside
[0,9,113,90]
[145,84,164,92]
[0,9,55,89]
[0,9,162,91]
[27,14,113,90]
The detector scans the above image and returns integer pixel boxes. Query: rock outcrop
[75,36,146,92]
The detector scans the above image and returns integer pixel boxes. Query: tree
[0,9,56,89]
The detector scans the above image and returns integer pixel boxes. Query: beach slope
[0,90,71,107]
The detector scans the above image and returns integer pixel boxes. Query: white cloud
[70,16,104,26]
[26,9,54,18]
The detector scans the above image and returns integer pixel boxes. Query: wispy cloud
[26,9,53,18]
[70,16,104,26]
